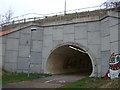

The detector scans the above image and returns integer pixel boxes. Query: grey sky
[0,0,106,18]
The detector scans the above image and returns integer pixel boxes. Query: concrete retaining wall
[1,10,119,77]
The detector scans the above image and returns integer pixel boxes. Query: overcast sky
[0,0,107,18]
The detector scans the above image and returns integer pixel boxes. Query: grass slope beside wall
[60,77,119,88]
[2,70,51,84]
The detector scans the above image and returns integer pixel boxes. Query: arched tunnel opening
[46,45,93,76]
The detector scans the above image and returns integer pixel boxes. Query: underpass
[1,7,119,77]
[46,45,92,76]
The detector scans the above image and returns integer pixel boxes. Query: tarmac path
[3,74,87,88]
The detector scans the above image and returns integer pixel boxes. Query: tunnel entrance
[46,44,93,76]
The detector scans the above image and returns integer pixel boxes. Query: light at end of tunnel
[69,46,87,54]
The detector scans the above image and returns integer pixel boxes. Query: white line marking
[44,79,56,83]
[44,77,64,83]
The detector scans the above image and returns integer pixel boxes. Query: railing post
[34,17,36,21]
[12,20,14,25]
[24,19,26,23]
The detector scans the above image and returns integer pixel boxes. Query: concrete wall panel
[53,40,63,48]
[109,17,119,27]
[7,31,20,39]
[20,27,31,34]
[63,25,74,34]
[101,66,109,76]
[88,31,100,45]
[30,64,41,73]
[53,29,63,41]
[97,64,102,77]
[88,22,100,32]
[110,26,118,42]
[0,44,2,56]
[42,46,51,59]
[20,33,30,45]
[74,23,87,27]
[43,35,52,47]
[64,34,74,42]
[4,63,17,72]
[110,41,118,54]
[101,20,109,37]
[75,39,87,47]
[5,50,18,63]
[6,38,19,51]
[1,36,6,44]
[101,36,110,51]
[32,40,43,52]
[2,56,4,67]
[30,52,42,64]
[88,45,101,58]
[101,50,110,76]
[44,27,53,35]
[2,44,6,56]
[0,56,2,68]
[118,41,120,53]
[0,37,2,44]
[32,30,43,41]
[19,45,30,57]
[75,27,87,39]
[101,50,111,62]
[17,57,29,69]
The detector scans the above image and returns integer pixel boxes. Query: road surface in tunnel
[46,45,93,76]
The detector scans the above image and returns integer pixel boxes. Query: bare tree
[0,7,14,25]
[103,0,120,8]
[4,8,14,23]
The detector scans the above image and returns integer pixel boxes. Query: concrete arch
[46,42,96,77]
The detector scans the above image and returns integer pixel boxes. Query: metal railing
[1,2,120,27]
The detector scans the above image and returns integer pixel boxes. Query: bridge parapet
[1,4,119,28]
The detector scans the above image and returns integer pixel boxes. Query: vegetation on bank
[2,70,51,84]
[0,69,2,85]
[1,70,119,88]
[60,77,119,88]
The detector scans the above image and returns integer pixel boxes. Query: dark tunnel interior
[46,45,92,76]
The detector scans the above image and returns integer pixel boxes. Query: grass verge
[2,70,51,84]
[60,77,119,88]
[0,69,2,85]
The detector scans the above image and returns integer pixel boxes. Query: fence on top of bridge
[0,1,120,30]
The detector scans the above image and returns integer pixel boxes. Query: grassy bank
[0,69,2,85]
[2,70,51,84]
[60,77,119,88]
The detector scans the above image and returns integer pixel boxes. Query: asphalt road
[3,73,87,88]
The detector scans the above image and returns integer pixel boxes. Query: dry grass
[60,77,119,88]
[99,78,119,88]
